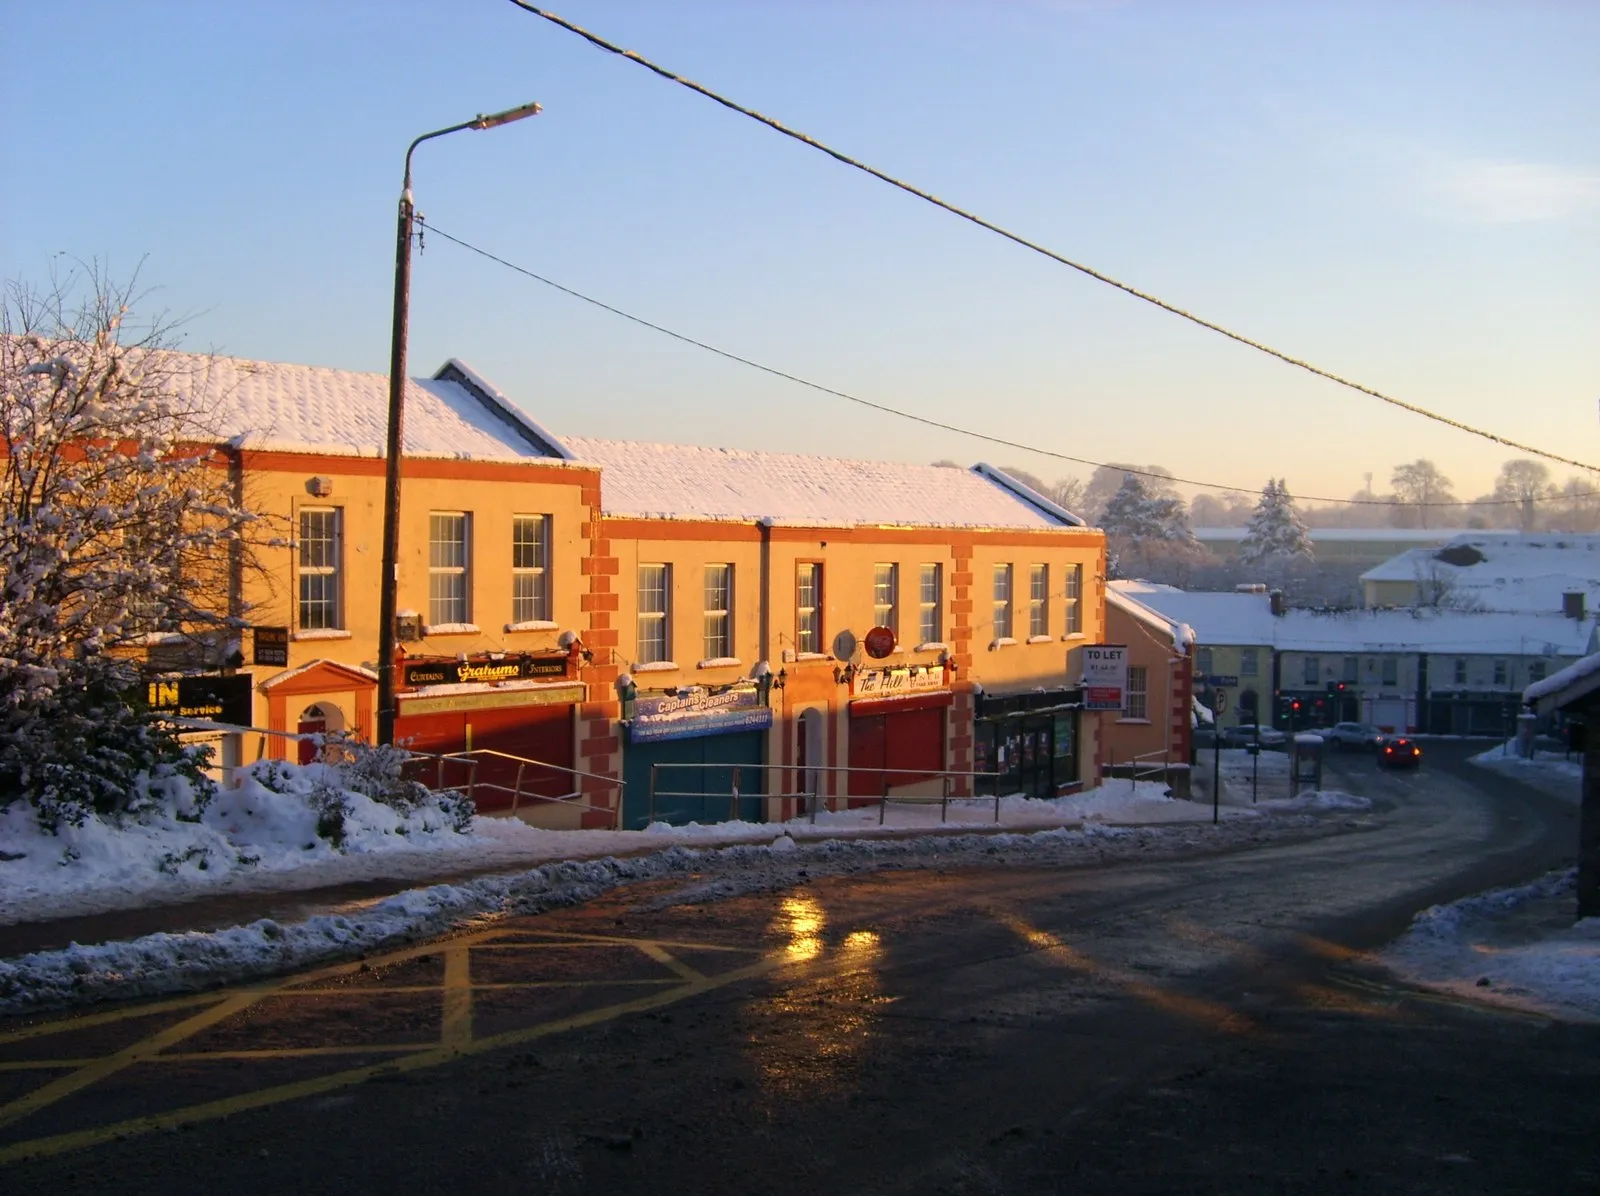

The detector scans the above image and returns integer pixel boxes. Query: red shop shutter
[883,706,945,787]
[847,713,887,797]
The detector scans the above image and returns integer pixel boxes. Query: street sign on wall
[1082,644,1128,711]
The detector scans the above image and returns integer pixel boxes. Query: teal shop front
[622,685,772,828]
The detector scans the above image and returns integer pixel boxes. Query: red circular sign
[863,627,897,659]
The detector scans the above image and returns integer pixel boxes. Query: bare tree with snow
[2,266,267,827]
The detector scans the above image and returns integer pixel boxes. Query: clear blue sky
[3,1,1596,506]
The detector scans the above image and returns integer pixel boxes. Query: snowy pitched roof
[556,437,1079,530]
[1111,581,1597,658]
[45,343,573,463]
[1525,650,1600,713]
[1359,533,1600,614]
[1109,582,1279,647]
[1106,584,1193,650]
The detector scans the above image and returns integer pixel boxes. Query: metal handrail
[1127,748,1170,792]
[444,748,624,829]
[646,760,1005,829]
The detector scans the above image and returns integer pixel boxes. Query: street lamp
[377,101,541,746]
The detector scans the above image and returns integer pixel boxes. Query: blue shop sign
[628,685,773,744]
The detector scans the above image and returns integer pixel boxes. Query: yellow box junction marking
[0,927,777,1165]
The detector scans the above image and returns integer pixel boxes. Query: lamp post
[377,101,541,746]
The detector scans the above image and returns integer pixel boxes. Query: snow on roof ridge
[972,463,1086,526]
[433,359,574,461]
[558,435,1084,530]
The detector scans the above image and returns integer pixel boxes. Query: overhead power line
[422,219,1592,510]
[505,2,1599,476]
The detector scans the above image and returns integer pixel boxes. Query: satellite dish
[832,629,858,661]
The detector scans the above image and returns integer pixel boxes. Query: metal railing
[442,748,624,830]
[1128,748,1170,791]
[645,761,1004,829]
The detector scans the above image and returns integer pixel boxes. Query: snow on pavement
[1382,870,1599,1023]
[1467,740,1582,802]
[0,779,1259,927]
[0,814,1333,1016]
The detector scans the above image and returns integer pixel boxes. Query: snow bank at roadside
[1382,869,1600,1022]
[0,814,1328,1016]
[1467,742,1581,801]
[0,759,477,923]
[2,777,1257,926]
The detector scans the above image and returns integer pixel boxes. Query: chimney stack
[1563,591,1586,620]
[1270,589,1285,617]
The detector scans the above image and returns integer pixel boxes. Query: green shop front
[972,687,1084,798]
[622,683,773,828]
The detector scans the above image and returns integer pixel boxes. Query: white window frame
[703,563,732,660]
[638,563,671,664]
[1303,656,1320,686]
[1240,648,1259,677]
[796,563,822,654]
[1064,564,1083,635]
[872,563,898,638]
[297,506,342,630]
[511,514,551,624]
[428,512,471,627]
[1453,657,1468,685]
[1125,665,1148,720]
[1028,564,1049,638]
[1381,656,1398,686]
[1493,658,1508,687]
[918,563,942,645]
[993,564,1013,640]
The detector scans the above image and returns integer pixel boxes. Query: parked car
[1219,724,1286,748]
[1377,736,1423,769]
[1325,722,1384,751]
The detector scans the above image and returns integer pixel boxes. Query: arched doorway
[296,702,347,765]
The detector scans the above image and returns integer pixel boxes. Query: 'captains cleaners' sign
[1081,645,1128,712]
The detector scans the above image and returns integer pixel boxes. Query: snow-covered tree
[1240,478,1314,569]
[1098,474,1200,581]
[1099,475,1159,541]
[2,267,265,828]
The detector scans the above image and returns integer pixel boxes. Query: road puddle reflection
[776,892,826,963]
[739,895,889,1105]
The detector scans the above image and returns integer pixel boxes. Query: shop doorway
[796,708,823,805]
[295,702,346,766]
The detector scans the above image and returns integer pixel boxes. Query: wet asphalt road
[2,741,1594,1194]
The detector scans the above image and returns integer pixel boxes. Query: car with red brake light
[1377,735,1422,768]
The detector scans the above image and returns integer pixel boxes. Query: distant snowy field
[1382,870,1599,1023]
